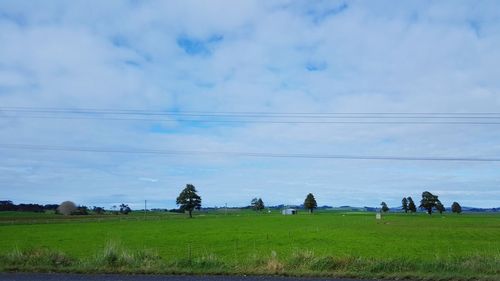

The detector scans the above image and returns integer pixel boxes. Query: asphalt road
[0,274,374,281]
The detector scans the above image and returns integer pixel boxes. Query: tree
[419,191,440,215]
[380,202,389,213]
[0,201,16,211]
[257,198,264,211]
[57,201,77,216]
[402,197,409,213]
[251,197,265,211]
[176,184,202,218]
[451,202,462,214]
[73,205,89,215]
[119,204,131,215]
[93,206,106,215]
[407,197,417,213]
[304,193,317,213]
[435,201,445,214]
[44,204,59,211]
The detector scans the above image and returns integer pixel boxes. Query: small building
[282,208,297,215]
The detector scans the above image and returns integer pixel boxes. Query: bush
[57,201,77,216]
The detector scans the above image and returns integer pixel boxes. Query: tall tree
[451,202,462,214]
[176,184,202,218]
[257,198,265,211]
[407,197,417,213]
[380,202,389,213]
[251,197,265,211]
[304,193,317,213]
[419,191,440,215]
[251,198,258,210]
[402,197,409,213]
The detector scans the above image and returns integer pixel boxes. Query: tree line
[0,200,131,216]
[0,186,466,218]
[380,191,462,214]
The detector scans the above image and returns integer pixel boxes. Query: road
[0,274,374,281]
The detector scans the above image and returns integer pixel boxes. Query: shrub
[57,201,77,216]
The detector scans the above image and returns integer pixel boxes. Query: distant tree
[176,184,202,218]
[435,201,445,214]
[251,198,258,210]
[43,204,59,211]
[57,201,77,216]
[257,198,264,211]
[119,204,131,215]
[0,201,16,211]
[93,206,106,215]
[72,205,89,215]
[380,202,389,213]
[419,191,440,215]
[407,197,417,213]
[451,202,462,214]
[304,193,317,213]
[251,197,265,211]
[402,197,409,213]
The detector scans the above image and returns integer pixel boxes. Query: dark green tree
[419,191,440,215]
[119,203,131,214]
[380,202,389,213]
[251,197,265,211]
[251,197,258,210]
[304,193,317,213]
[451,202,462,214]
[176,184,202,218]
[93,206,105,215]
[407,197,417,213]
[402,197,409,213]
[257,198,264,211]
[435,201,445,214]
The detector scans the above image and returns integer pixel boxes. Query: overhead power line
[3,107,500,125]
[1,143,500,162]
[2,106,500,116]
[2,107,500,118]
[2,115,500,125]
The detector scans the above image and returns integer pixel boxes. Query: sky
[0,0,500,209]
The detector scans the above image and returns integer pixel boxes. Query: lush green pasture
[0,211,499,280]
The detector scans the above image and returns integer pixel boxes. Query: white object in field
[376,213,382,220]
[282,208,297,215]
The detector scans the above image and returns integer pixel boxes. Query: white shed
[282,208,297,215]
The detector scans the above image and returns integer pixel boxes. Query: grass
[0,211,499,280]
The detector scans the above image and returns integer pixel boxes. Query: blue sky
[0,0,500,209]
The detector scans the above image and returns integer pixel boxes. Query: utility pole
[144,200,147,220]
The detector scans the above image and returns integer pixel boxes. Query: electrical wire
[1,143,499,162]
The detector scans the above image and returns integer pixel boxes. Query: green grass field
[0,211,499,280]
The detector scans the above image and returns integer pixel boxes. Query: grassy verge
[0,242,498,280]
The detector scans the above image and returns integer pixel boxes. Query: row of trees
[0,200,132,216]
[381,191,462,215]
[175,185,321,218]
[2,186,467,218]
[175,185,468,218]
[56,201,131,215]
[0,201,58,212]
